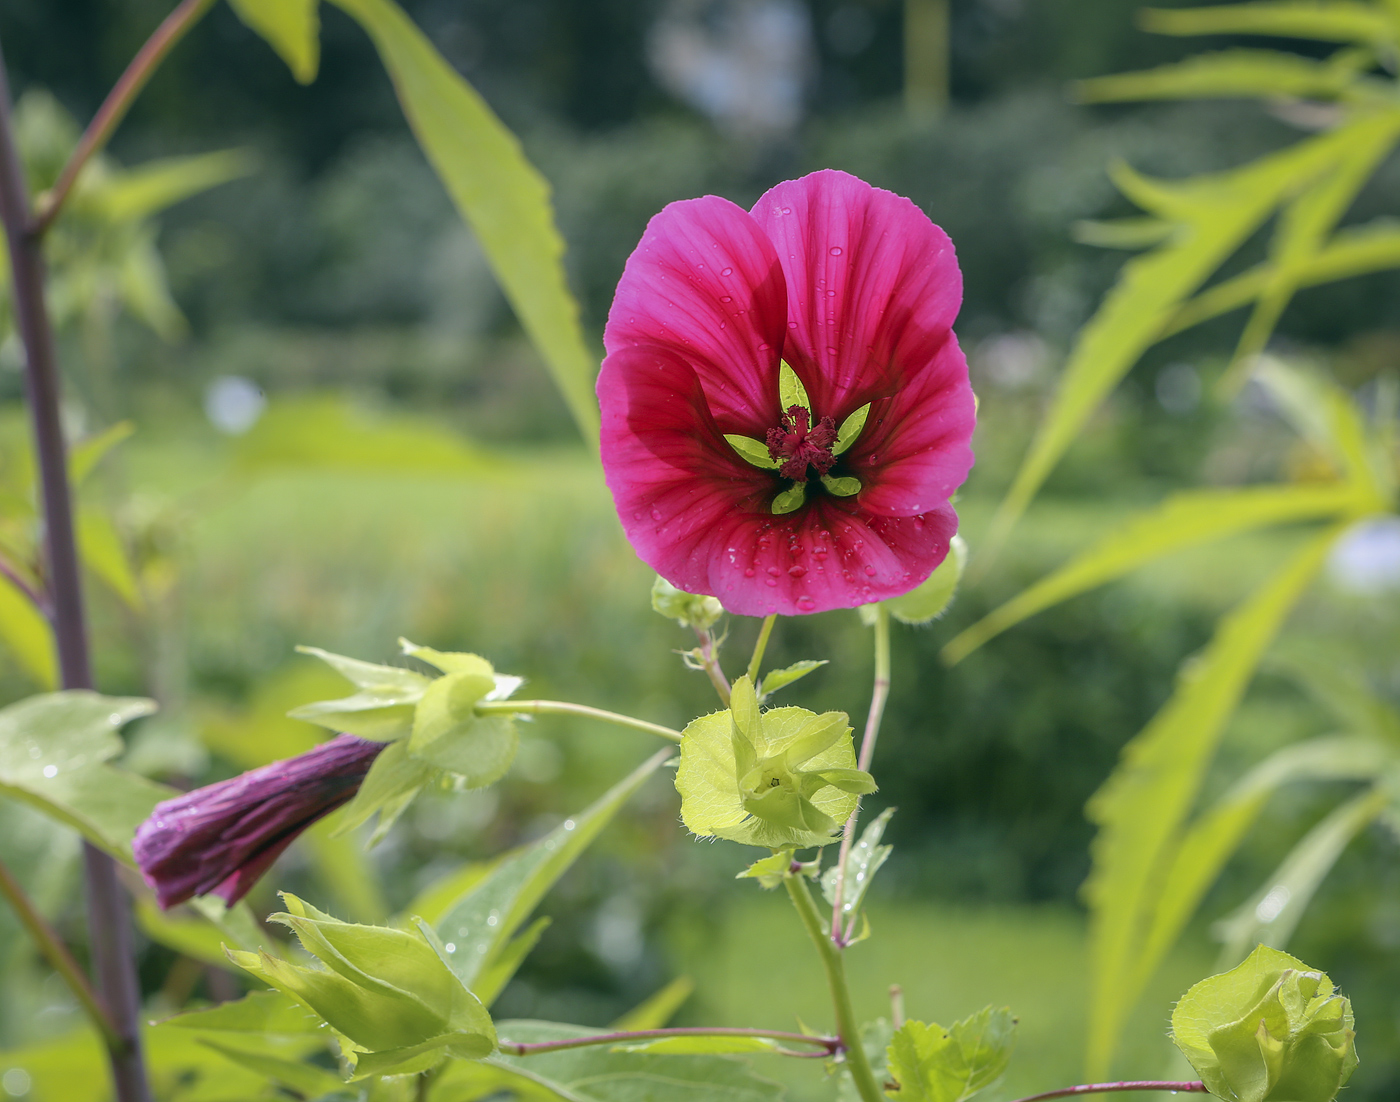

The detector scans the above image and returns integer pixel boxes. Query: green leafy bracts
[1171,946,1357,1102]
[652,575,724,631]
[227,893,496,1079]
[886,1006,1017,1102]
[675,676,874,849]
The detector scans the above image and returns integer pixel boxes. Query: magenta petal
[603,194,788,437]
[133,734,385,910]
[751,170,963,422]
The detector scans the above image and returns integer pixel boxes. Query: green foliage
[0,691,168,860]
[227,0,321,83]
[610,976,696,1031]
[652,576,724,632]
[455,1021,784,1102]
[874,535,967,627]
[886,1007,1017,1102]
[327,0,600,445]
[822,807,895,930]
[432,748,673,991]
[228,893,496,1078]
[675,676,873,849]
[757,659,828,701]
[1171,946,1358,1102]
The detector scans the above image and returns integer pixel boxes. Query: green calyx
[227,893,496,1079]
[651,575,723,631]
[1171,945,1358,1102]
[674,675,875,849]
[289,639,523,842]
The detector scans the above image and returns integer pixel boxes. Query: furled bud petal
[1171,945,1358,1102]
[134,734,385,909]
[675,675,874,849]
[651,576,724,631]
[228,893,495,1078]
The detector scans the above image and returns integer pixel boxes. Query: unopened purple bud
[134,733,386,910]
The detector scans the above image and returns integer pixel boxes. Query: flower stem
[474,700,683,743]
[1007,1083,1208,1102]
[829,603,891,943]
[31,0,217,237]
[784,876,884,1102]
[0,856,122,1051]
[746,614,777,683]
[499,1026,839,1058]
[0,46,152,1102]
[695,627,731,706]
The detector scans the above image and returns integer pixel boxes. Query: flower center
[765,405,838,483]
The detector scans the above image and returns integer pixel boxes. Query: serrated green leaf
[1171,946,1356,1102]
[328,0,598,445]
[1216,785,1388,964]
[0,573,55,688]
[1084,528,1342,1079]
[483,1021,784,1102]
[1075,48,1373,104]
[983,124,1362,563]
[946,484,1359,663]
[887,1007,1017,1102]
[1141,2,1395,44]
[822,806,895,925]
[758,659,827,700]
[0,691,170,859]
[227,0,321,83]
[434,749,672,989]
[610,976,696,1031]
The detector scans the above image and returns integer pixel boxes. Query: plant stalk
[0,856,122,1050]
[785,876,884,1102]
[0,40,153,1102]
[830,603,891,943]
[1007,1083,1209,1102]
[746,614,777,683]
[474,700,683,743]
[695,627,731,705]
[32,0,217,236]
[499,1025,839,1058]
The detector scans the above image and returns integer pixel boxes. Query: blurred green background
[1,2,1399,1100]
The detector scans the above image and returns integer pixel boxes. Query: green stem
[32,0,217,236]
[830,604,891,943]
[695,627,731,706]
[784,876,884,1102]
[499,1025,839,1058]
[746,614,777,683]
[0,855,122,1052]
[475,700,682,743]
[1007,1083,1208,1102]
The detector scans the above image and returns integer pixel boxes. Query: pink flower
[133,734,385,909]
[598,169,975,616]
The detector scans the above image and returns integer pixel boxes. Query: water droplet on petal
[864,565,876,576]
[788,564,807,578]
[913,517,925,531]
[766,578,778,587]
[721,296,732,303]
[796,595,816,610]
[766,566,782,577]
[721,267,733,276]
[744,568,756,577]
[830,246,843,256]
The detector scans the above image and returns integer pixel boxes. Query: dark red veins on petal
[765,405,838,482]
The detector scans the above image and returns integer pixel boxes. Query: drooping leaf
[983,128,1354,561]
[434,748,673,989]
[328,0,599,445]
[479,1021,784,1102]
[227,0,321,83]
[1215,785,1389,964]
[757,660,828,701]
[886,1007,1017,1102]
[610,976,696,1031]
[1083,527,1342,1079]
[0,573,55,688]
[0,691,170,859]
[95,150,257,222]
[1075,48,1373,103]
[822,806,895,928]
[945,484,1359,663]
[1140,2,1397,45]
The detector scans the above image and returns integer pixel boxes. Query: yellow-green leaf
[329,0,599,445]
[227,0,321,83]
[1141,2,1396,44]
[0,574,54,688]
[1075,48,1372,104]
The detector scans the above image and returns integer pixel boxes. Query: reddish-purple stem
[499,1026,840,1058]
[1004,1082,1210,1102]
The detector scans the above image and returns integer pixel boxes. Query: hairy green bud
[675,676,875,849]
[1171,945,1357,1102]
[651,576,724,631]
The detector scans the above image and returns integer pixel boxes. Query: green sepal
[332,738,438,843]
[779,360,811,413]
[1170,945,1357,1102]
[226,893,495,1071]
[821,474,862,497]
[758,660,827,701]
[725,435,781,470]
[834,403,870,455]
[289,645,430,740]
[863,535,967,626]
[886,1006,1017,1102]
[676,676,873,849]
[407,665,517,786]
[651,576,724,631]
[737,849,820,889]
[772,483,806,514]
